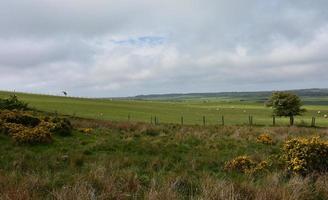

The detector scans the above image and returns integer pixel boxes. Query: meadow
[1,91,328,199]
[1,118,328,199]
[0,91,328,127]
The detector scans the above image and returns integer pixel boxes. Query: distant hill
[131,88,328,103]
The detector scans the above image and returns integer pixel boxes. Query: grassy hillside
[1,90,328,126]
[1,92,328,199]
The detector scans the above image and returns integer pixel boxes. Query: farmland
[1,90,328,199]
[1,90,328,127]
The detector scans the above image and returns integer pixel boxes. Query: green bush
[0,95,28,110]
[283,137,328,175]
[142,127,160,136]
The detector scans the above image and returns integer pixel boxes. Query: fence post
[154,116,157,125]
[311,117,316,127]
[154,116,159,125]
[203,116,206,126]
[273,115,276,126]
[181,116,184,125]
[222,116,225,126]
[128,114,130,122]
[248,115,253,126]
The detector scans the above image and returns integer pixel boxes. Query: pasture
[1,91,328,199]
[1,91,328,127]
[1,117,328,199]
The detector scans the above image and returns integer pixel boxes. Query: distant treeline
[130,88,328,101]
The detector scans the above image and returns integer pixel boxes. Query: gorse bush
[224,156,257,173]
[2,122,25,135]
[10,124,52,144]
[257,133,274,145]
[0,110,73,144]
[0,95,29,110]
[224,156,269,175]
[50,117,72,136]
[0,110,40,127]
[78,128,93,134]
[283,137,328,175]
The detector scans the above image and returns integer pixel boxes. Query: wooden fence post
[273,116,276,126]
[181,116,184,125]
[248,115,253,126]
[203,116,206,126]
[221,116,225,126]
[311,117,316,127]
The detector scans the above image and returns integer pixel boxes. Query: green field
[1,91,328,127]
[1,91,328,199]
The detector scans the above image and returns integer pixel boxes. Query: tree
[266,92,305,126]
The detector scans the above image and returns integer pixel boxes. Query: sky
[1,0,328,97]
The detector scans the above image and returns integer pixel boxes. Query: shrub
[0,110,40,127]
[0,119,4,133]
[142,127,160,136]
[257,133,273,145]
[247,161,269,175]
[78,128,93,134]
[10,124,52,144]
[2,122,25,135]
[51,118,73,136]
[0,95,28,110]
[224,156,257,173]
[224,156,269,175]
[283,137,328,175]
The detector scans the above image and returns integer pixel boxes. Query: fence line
[116,114,323,127]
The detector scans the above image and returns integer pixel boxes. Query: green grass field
[1,118,328,199]
[1,91,328,127]
[1,91,328,199]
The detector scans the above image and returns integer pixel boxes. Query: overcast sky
[1,0,328,97]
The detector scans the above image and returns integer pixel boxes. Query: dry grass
[1,170,328,200]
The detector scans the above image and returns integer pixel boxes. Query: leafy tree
[266,92,305,126]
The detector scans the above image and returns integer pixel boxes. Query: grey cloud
[1,0,328,96]
[0,37,96,68]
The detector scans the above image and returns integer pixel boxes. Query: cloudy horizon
[1,0,328,97]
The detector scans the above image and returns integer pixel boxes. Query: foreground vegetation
[1,115,328,199]
[1,94,328,199]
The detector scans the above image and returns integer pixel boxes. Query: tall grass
[1,118,328,199]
